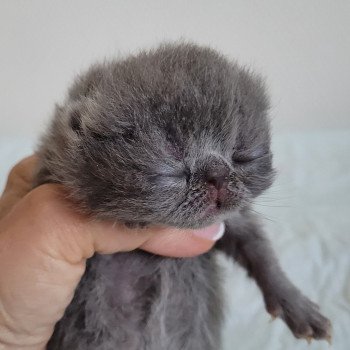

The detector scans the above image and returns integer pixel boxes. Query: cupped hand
[0,156,223,349]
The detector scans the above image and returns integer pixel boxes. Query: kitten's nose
[204,163,230,190]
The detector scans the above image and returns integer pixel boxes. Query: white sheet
[0,130,349,350]
[220,130,350,350]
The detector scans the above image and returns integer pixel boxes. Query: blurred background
[0,1,349,349]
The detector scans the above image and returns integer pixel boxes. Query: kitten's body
[47,252,222,350]
[35,43,331,349]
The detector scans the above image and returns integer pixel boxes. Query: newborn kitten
[34,43,331,349]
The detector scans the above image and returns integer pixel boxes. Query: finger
[0,155,38,219]
[139,224,224,257]
[140,230,215,257]
[2,155,38,195]
[10,184,219,261]
[90,223,221,258]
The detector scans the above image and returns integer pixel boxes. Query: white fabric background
[220,130,350,350]
[0,130,349,349]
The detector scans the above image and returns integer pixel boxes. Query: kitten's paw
[265,288,332,343]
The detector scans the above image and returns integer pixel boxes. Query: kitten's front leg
[216,210,332,343]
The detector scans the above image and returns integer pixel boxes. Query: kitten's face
[39,44,274,228]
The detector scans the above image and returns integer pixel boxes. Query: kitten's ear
[69,110,83,134]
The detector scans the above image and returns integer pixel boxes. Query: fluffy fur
[34,43,331,349]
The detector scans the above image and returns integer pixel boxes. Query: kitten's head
[38,43,274,228]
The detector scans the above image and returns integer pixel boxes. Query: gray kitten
[34,43,331,349]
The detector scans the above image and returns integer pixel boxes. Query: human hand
[0,156,224,349]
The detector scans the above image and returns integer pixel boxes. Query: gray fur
[34,42,331,349]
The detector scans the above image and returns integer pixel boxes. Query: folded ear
[69,109,83,135]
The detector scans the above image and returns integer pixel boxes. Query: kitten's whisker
[246,207,278,224]
[247,199,291,208]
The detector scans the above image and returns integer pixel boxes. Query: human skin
[0,156,218,349]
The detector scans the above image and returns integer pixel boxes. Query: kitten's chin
[202,203,220,217]
[198,199,243,223]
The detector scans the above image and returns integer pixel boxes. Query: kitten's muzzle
[205,166,230,191]
[202,158,231,204]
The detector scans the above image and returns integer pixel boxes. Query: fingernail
[191,222,225,241]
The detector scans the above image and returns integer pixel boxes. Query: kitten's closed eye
[148,171,189,189]
[232,148,270,165]
[149,168,190,181]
